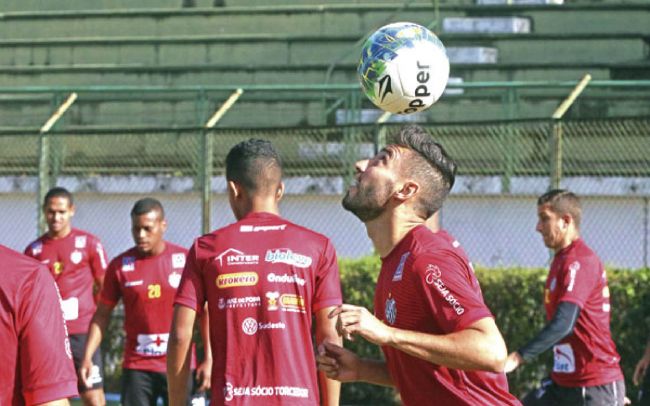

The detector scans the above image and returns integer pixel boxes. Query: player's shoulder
[164,241,189,254]
[107,247,139,269]
[24,235,45,254]
[71,228,102,243]
[563,239,601,267]
[409,227,470,270]
[0,244,49,289]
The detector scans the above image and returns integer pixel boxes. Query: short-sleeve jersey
[24,228,108,334]
[544,238,623,387]
[175,212,342,406]
[374,226,520,406]
[101,242,195,373]
[0,244,78,405]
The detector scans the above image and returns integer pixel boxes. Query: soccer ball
[358,22,450,115]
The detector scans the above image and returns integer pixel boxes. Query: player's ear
[560,214,572,230]
[227,181,241,199]
[69,203,76,217]
[394,180,419,202]
[275,182,285,201]
[160,218,168,233]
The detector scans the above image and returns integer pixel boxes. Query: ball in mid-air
[358,22,450,115]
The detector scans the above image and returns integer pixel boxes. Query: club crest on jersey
[75,235,87,249]
[172,253,186,269]
[31,241,43,256]
[122,256,135,272]
[168,271,181,288]
[425,264,442,285]
[70,250,83,264]
[392,252,410,282]
[385,295,397,325]
[266,291,280,311]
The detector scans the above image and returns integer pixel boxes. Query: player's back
[190,211,341,405]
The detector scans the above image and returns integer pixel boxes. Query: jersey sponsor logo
[267,272,306,286]
[168,271,181,288]
[136,333,168,356]
[216,272,259,289]
[215,248,259,267]
[385,295,397,325]
[31,241,43,255]
[425,264,465,315]
[75,235,87,249]
[70,250,83,264]
[218,295,261,310]
[61,297,79,321]
[265,249,312,268]
[240,224,287,233]
[266,291,280,311]
[53,261,64,275]
[392,252,410,282]
[553,343,575,373]
[172,253,186,269]
[122,256,135,272]
[567,261,580,292]
[241,317,286,335]
[223,382,308,401]
[280,294,306,313]
[124,279,144,287]
[97,243,107,269]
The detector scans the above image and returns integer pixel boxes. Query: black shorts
[121,368,204,406]
[69,333,104,393]
[522,377,625,406]
[639,368,650,405]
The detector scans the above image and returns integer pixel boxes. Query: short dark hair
[131,197,165,219]
[44,187,74,206]
[391,125,457,218]
[538,189,582,228]
[225,138,282,194]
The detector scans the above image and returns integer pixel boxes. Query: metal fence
[1,116,649,268]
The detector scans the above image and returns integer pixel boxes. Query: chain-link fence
[1,117,649,269]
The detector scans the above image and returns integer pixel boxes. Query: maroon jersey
[101,242,195,373]
[24,228,108,334]
[545,238,623,387]
[375,226,520,406]
[175,212,342,406]
[0,244,78,405]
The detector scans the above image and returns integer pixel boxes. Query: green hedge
[101,260,650,404]
[338,258,650,404]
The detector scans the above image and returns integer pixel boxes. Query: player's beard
[342,178,393,223]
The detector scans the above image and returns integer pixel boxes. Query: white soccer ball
[358,22,450,115]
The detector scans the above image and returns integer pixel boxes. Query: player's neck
[246,196,280,217]
[141,241,166,258]
[366,212,423,258]
[555,231,580,253]
[47,226,72,240]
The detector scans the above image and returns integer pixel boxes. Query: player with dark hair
[316,125,519,405]
[168,139,343,406]
[0,244,78,405]
[24,187,108,406]
[504,189,625,405]
[80,198,211,405]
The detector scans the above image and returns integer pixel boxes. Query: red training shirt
[175,212,342,406]
[0,244,78,405]
[545,238,623,387]
[25,228,108,334]
[374,226,520,406]
[101,242,195,373]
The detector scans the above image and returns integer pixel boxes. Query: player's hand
[329,304,393,346]
[195,358,212,392]
[78,358,95,389]
[316,341,360,383]
[633,351,650,385]
[504,352,523,373]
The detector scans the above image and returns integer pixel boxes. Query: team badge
[122,256,135,272]
[70,250,82,264]
[385,295,397,325]
[392,252,410,282]
[168,271,181,288]
[172,253,186,269]
[53,261,64,275]
[266,291,280,311]
[75,235,87,249]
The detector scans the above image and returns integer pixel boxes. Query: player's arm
[80,301,114,387]
[634,337,650,386]
[315,306,342,406]
[168,304,197,406]
[317,341,394,387]
[195,304,212,392]
[89,240,108,304]
[505,301,580,373]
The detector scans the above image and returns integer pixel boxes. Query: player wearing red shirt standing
[167,139,343,406]
[316,125,520,405]
[0,244,78,405]
[505,190,625,405]
[24,187,108,406]
[80,198,211,405]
